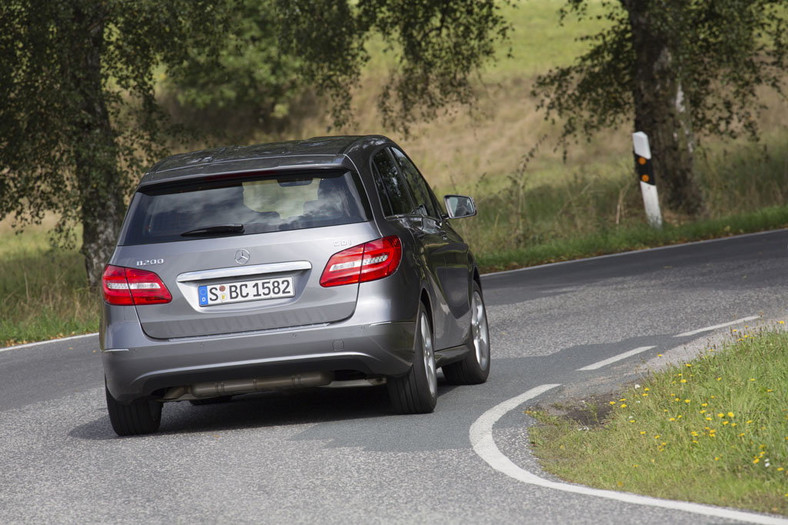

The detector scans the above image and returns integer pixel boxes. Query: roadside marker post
[633,131,662,228]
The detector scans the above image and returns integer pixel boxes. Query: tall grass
[0,229,99,346]
[455,134,788,270]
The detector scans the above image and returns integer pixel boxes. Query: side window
[372,149,415,216]
[391,148,438,218]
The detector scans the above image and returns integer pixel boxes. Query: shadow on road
[69,382,458,441]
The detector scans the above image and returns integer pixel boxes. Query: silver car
[100,135,490,435]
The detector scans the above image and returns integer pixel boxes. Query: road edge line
[0,332,99,354]
[675,316,761,337]
[469,384,788,525]
[577,346,655,371]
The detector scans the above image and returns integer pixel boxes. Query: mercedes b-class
[100,135,490,435]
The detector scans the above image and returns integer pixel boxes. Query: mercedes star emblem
[234,249,251,265]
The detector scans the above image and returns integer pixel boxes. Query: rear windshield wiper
[181,224,245,237]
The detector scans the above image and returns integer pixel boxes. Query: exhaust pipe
[162,371,333,402]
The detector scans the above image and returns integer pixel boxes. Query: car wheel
[443,282,490,385]
[105,381,162,436]
[387,306,438,414]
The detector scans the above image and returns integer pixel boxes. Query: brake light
[320,236,402,287]
[102,265,172,305]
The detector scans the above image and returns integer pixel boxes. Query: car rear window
[118,170,369,245]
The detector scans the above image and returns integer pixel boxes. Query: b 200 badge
[136,258,164,266]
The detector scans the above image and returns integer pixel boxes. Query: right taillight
[102,265,172,305]
[320,236,402,287]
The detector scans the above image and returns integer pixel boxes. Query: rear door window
[372,149,416,216]
[391,148,439,218]
[119,170,369,245]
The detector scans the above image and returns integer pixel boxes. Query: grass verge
[474,205,788,272]
[527,328,788,515]
[0,229,99,347]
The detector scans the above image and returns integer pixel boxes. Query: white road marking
[0,333,98,354]
[674,316,760,337]
[470,384,788,525]
[577,346,655,371]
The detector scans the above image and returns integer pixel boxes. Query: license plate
[198,277,295,306]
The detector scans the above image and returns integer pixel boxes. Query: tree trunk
[68,1,125,288]
[623,0,704,216]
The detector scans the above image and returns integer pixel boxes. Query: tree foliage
[168,0,511,134]
[0,0,231,286]
[164,0,304,136]
[533,0,787,214]
[0,0,509,287]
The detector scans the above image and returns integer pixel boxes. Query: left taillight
[320,236,402,287]
[102,265,172,305]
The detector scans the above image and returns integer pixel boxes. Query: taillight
[320,236,402,287]
[102,265,172,305]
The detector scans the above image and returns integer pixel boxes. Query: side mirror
[443,195,477,219]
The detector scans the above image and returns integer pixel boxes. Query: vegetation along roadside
[527,327,788,516]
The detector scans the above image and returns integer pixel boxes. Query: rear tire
[443,282,490,385]
[388,306,438,414]
[106,382,162,436]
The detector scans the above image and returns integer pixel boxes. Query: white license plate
[198,277,294,306]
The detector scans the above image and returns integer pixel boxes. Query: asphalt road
[1,230,786,524]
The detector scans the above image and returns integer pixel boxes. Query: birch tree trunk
[623,0,703,215]
[68,1,125,288]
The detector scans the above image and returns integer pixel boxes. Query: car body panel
[118,222,380,339]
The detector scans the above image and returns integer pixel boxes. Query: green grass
[0,229,99,346]
[528,328,788,515]
[362,0,611,78]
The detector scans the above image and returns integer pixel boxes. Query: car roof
[139,135,394,187]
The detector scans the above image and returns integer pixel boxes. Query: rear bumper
[102,316,416,403]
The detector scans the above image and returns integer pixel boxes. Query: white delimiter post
[632,131,662,228]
